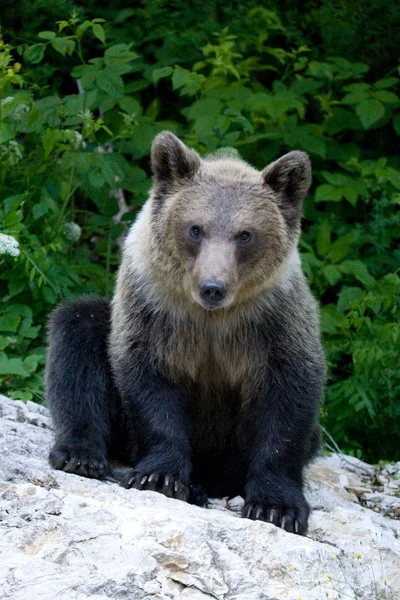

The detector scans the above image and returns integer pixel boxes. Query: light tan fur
[110,135,314,390]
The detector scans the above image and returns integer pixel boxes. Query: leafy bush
[0,7,399,461]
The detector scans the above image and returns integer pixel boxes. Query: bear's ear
[262,151,311,206]
[151,131,201,186]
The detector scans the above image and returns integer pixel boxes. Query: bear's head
[147,131,311,312]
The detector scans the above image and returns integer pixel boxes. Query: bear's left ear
[262,151,311,206]
[151,131,201,186]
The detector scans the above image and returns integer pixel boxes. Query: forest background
[0,0,399,462]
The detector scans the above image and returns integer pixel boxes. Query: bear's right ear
[151,131,201,187]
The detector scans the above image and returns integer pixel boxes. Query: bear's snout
[199,279,227,309]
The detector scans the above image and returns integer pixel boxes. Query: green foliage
[0,5,399,461]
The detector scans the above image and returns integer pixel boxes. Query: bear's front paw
[49,443,109,479]
[242,499,309,535]
[120,470,190,502]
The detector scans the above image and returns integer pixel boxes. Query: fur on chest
[150,312,262,387]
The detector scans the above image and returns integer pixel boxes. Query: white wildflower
[12,103,30,121]
[0,140,23,165]
[73,130,86,149]
[0,233,20,257]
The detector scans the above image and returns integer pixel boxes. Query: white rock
[0,394,399,599]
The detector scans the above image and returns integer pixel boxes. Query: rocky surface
[0,393,399,600]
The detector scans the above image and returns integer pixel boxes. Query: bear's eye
[236,231,252,245]
[189,225,202,239]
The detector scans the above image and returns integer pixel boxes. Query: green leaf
[339,260,375,287]
[386,167,400,190]
[0,355,30,377]
[23,355,40,374]
[92,23,106,43]
[75,20,91,39]
[24,43,45,64]
[321,306,342,333]
[327,233,354,263]
[356,99,385,130]
[10,390,33,401]
[316,220,331,257]
[0,314,21,333]
[322,171,349,186]
[38,31,56,40]
[152,66,173,85]
[314,184,343,202]
[72,64,99,88]
[337,287,365,314]
[342,186,358,206]
[118,96,142,116]
[0,123,13,144]
[342,83,370,92]
[341,91,368,104]
[372,90,399,104]
[42,128,61,156]
[374,77,399,89]
[322,265,342,286]
[4,195,24,215]
[96,68,124,99]
[51,37,75,56]
[172,67,205,96]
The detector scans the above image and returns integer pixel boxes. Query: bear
[46,131,325,535]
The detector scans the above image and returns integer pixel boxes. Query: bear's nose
[199,280,227,307]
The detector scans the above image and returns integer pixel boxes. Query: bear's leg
[46,297,119,479]
[111,349,193,501]
[242,359,324,535]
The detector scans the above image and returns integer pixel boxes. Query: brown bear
[46,131,325,535]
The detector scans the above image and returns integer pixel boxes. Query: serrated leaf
[96,68,124,99]
[72,64,99,88]
[152,66,173,85]
[0,314,21,332]
[339,260,375,287]
[356,99,385,130]
[118,96,142,116]
[24,43,45,64]
[0,357,29,377]
[336,287,365,314]
[172,67,205,96]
